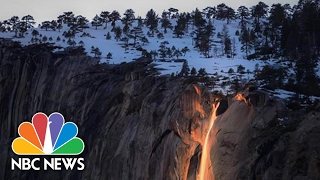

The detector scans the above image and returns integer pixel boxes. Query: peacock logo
[12,112,84,155]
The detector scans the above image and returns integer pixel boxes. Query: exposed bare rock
[248,89,270,107]
[202,98,320,180]
[0,40,320,180]
[0,41,212,180]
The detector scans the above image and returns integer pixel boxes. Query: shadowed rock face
[0,39,320,180]
[200,98,320,180]
[0,40,213,180]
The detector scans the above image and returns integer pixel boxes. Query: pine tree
[0,21,6,32]
[268,3,290,57]
[157,32,164,39]
[171,46,176,52]
[109,10,121,31]
[42,35,48,43]
[21,15,35,31]
[185,12,192,32]
[63,29,76,39]
[191,67,197,76]
[193,8,206,28]
[224,37,232,56]
[237,6,250,27]
[9,16,20,37]
[226,7,236,24]
[217,3,227,20]
[203,6,216,22]
[173,49,183,59]
[228,68,235,74]
[237,65,245,74]
[249,29,258,53]
[158,41,169,60]
[262,22,272,54]
[123,24,130,35]
[67,38,76,47]
[57,14,64,30]
[220,24,231,56]
[231,38,237,58]
[198,68,207,77]
[161,11,171,33]
[122,9,135,34]
[56,18,63,32]
[251,2,269,24]
[173,14,187,38]
[194,21,215,58]
[91,15,103,30]
[113,26,122,41]
[166,48,172,58]
[62,12,75,24]
[31,29,39,38]
[50,20,57,31]
[145,9,158,35]
[150,50,158,60]
[269,4,286,28]
[129,26,144,47]
[121,37,129,47]
[16,21,27,38]
[106,32,111,40]
[79,40,84,46]
[31,29,39,43]
[181,46,190,56]
[100,11,110,28]
[91,47,102,58]
[76,15,89,31]
[239,27,253,57]
[106,52,113,59]
[180,61,190,76]
[216,4,236,24]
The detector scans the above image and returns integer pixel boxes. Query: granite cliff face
[0,40,213,180]
[206,98,320,180]
[0,39,320,180]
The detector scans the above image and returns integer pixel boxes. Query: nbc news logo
[11,112,85,170]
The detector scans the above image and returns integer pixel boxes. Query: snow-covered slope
[0,19,272,74]
[1,18,318,101]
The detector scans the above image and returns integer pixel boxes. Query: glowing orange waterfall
[198,102,220,180]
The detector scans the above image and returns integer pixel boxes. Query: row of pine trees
[1,1,319,59]
[0,0,320,96]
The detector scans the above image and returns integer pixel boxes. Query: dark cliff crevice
[150,129,173,158]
